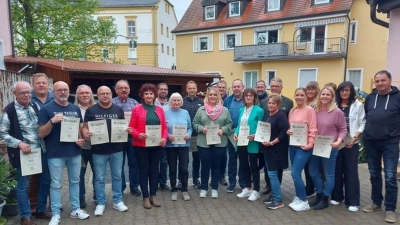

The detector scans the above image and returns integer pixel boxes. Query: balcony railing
[234,37,346,61]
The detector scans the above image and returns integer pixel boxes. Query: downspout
[370,0,389,28]
[8,0,15,57]
[344,12,351,81]
[152,5,157,67]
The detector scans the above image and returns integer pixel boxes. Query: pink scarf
[204,103,223,121]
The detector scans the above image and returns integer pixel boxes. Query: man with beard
[256,80,268,103]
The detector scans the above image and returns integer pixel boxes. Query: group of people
[0,69,399,225]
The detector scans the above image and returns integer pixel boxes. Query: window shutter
[235,32,241,46]
[219,33,225,50]
[193,36,198,52]
[208,34,213,51]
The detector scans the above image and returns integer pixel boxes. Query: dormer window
[229,1,240,17]
[267,0,280,11]
[314,0,330,4]
[205,5,216,20]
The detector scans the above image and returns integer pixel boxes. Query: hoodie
[364,86,400,142]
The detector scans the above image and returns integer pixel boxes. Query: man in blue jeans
[362,70,400,223]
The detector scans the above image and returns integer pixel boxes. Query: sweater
[316,108,347,143]
[164,107,192,148]
[182,96,204,136]
[288,105,317,149]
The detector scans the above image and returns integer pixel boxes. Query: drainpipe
[8,0,15,57]
[344,13,351,81]
[370,0,389,28]
[152,5,157,67]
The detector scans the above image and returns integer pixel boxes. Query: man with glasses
[217,80,228,100]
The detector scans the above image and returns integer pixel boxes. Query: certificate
[339,133,352,150]
[172,125,187,145]
[124,112,132,125]
[289,123,308,146]
[237,126,250,146]
[88,120,109,145]
[228,133,237,148]
[254,121,271,143]
[313,135,334,158]
[205,125,221,145]
[20,148,42,176]
[111,119,128,143]
[60,117,80,142]
[146,125,161,147]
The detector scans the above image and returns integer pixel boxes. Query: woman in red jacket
[129,83,168,209]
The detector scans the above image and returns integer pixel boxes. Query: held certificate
[60,117,80,142]
[146,125,161,147]
[172,125,187,145]
[205,125,221,145]
[228,133,237,148]
[20,148,42,176]
[254,121,271,143]
[88,120,109,145]
[313,135,334,158]
[111,119,128,143]
[338,133,352,150]
[289,123,308,146]
[237,126,250,146]
[124,112,132,125]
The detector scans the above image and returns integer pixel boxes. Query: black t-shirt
[340,105,350,132]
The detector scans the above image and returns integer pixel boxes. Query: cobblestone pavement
[4,164,400,225]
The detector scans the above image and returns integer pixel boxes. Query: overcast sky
[168,0,191,22]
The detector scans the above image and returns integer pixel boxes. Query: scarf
[204,103,224,121]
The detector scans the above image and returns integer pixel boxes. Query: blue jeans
[122,138,139,191]
[289,146,313,201]
[135,147,163,198]
[308,149,338,197]
[47,155,81,215]
[80,149,95,200]
[227,141,245,188]
[264,156,281,202]
[93,152,123,205]
[37,152,50,213]
[198,146,225,190]
[16,167,31,218]
[158,148,168,185]
[365,140,399,211]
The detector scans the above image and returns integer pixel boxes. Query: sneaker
[48,215,61,225]
[181,192,190,201]
[130,188,142,196]
[363,203,381,213]
[70,209,90,220]
[248,190,261,201]
[94,205,105,216]
[289,197,301,209]
[226,184,235,193]
[237,188,252,198]
[113,202,128,212]
[171,191,178,201]
[263,195,274,204]
[267,200,284,210]
[291,200,310,212]
[193,180,201,189]
[348,206,359,212]
[199,190,207,198]
[385,211,397,223]
[330,199,342,205]
[211,189,218,199]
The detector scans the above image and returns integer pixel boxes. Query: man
[82,86,128,216]
[362,70,400,223]
[111,80,141,196]
[256,80,268,103]
[0,81,50,225]
[217,80,228,100]
[154,83,171,191]
[224,79,246,192]
[216,80,229,185]
[38,81,89,225]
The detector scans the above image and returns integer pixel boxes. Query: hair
[316,86,336,112]
[335,81,356,106]
[243,88,258,105]
[74,84,96,106]
[305,81,320,106]
[270,77,283,86]
[204,86,222,105]
[324,82,337,92]
[267,93,282,105]
[256,80,266,87]
[157,83,168,89]
[169,92,183,106]
[186,80,197,88]
[217,80,227,86]
[294,87,307,96]
[374,70,392,80]
[139,83,158,99]
[115,80,130,89]
[32,73,49,83]
[12,81,31,92]
[232,79,244,87]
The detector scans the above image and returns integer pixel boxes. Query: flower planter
[1,203,18,217]
[0,199,5,218]
[0,217,6,225]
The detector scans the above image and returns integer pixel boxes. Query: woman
[234,88,264,201]
[164,93,192,201]
[331,81,365,212]
[287,88,317,212]
[193,87,232,198]
[308,86,347,210]
[129,83,168,209]
[259,94,289,209]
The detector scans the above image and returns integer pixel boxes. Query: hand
[202,127,207,134]
[51,113,64,124]
[262,141,272,147]
[301,144,312,151]
[345,138,356,149]
[76,139,85,148]
[247,134,255,141]
[125,127,132,134]
[287,129,293,135]
[233,134,238,141]
[18,142,31,154]
[168,135,175,141]
[331,141,341,149]
[139,133,147,140]
[82,130,93,139]
[159,138,167,147]
[217,129,224,136]
[184,135,190,141]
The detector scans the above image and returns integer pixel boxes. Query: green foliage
[12,0,117,60]
[0,158,17,202]
[358,136,366,163]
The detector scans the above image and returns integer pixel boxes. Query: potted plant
[0,157,17,217]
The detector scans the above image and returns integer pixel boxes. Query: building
[0,0,13,70]
[172,0,389,96]
[94,0,177,69]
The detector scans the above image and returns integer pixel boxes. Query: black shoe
[159,183,171,191]
[219,178,228,186]
[263,195,274,204]
[130,188,142,196]
[309,193,323,207]
[261,185,271,195]
[193,179,201,189]
[313,195,329,210]
[176,181,182,190]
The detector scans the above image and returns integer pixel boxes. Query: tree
[11,0,117,61]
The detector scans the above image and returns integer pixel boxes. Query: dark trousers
[238,146,260,191]
[158,148,168,185]
[80,149,95,199]
[192,151,200,180]
[166,147,189,192]
[122,138,139,191]
[304,162,315,195]
[198,146,225,190]
[227,141,246,188]
[135,146,163,198]
[219,148,227,179]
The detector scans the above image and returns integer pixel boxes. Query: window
[165,2,169,13]
[205,5,216,20]
[161,44,164,53]
[219,32,241,50]
[172,34,174,40]
[101,48,109,60]
[268,0,280,11]
[167,46,170,55]
[256,30,278,44]
[172,48,175,56]
[229,2,240,17]
[166,27,169,38]
[244,71,258,88]
[193,35,213,52]
[161,23,164,35]
[299,69,317,88]
[347,69,363,90]
[349,21,357,44]
[299,27,312,42]
[298,25,326,53]
[128,48,137,59]
[315,0,329,4]
[127,21,135,37]
[266,70,276,89]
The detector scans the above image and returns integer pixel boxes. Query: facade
[173,0,389,96]
[0,0,13,69]
[94,0,177,68]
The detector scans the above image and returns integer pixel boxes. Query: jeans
[47,155,81,215]
[37,152,50,213]
[198,146,225,190]
[264,157,282,202]
[308,149,338,197]
[227,141,245,188]
[80,149,95,200]
[135,147,163,198]
[16,167,31,218]
[166,147,189,192]
[237,146,260,191]
[365,140,399,211]
[304,162,315,195]
[122,138,139,191]
[289,146,313,201]
[158,148,168,185]
[93,152,123,205]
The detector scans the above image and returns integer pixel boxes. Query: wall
[387,7,400,85]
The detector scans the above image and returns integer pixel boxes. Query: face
[294,89,307,106]
[143,90,155,105]
[207,90,218,104]
[244,92,255,106]
[217,83,227,97]
[97,87,112,105]
[339,86,351,100]
[306,87,317,99]
[186,83,197,98]
[170,97,181,110]
[320,89,333,106]
[256,82,266,95]
[268,98,279,113]
[158,84,168,99]
[14,83,32,107]
[53,82,70,102]
[270,81,283,94]
[374,73,392,94]
[77,86,92,105]
[33,76,49,96]
[115,81,130,100]
[232,80,244,97]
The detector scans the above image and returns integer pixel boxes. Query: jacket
[348,100,366,143]
[234,105,264,153]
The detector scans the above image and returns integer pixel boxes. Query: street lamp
[113,34,133,63]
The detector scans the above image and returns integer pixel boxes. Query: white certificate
[289,123,308,146]
[237,126,250,146]
[124,112,132,125]
[88,120,109,145]
[146,125,161,147]
[111,119,128,143]
[254,121,271,143]
[60,117,80,142]
[313,135,334,158]
[172,125,187,145]
[205,125,221,145]
[339,133,352,150]
[20,148,42,176]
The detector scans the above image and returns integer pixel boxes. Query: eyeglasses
[245,95,254,98]
[18,91,31,95]
[55,89,69,92]
[270,85,282,88]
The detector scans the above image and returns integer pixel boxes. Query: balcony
[234,37,346,62]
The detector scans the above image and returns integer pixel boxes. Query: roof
[99,0,160,7]
[173,0,353,33]
[4,56,219,77]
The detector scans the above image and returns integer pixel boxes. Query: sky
[168,0,191,22]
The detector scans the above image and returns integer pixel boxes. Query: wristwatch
[353,136,358,140]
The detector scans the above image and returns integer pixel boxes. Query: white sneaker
[211,189,218,198]
[199,190,207,198]
[48,215,61,225]
[348,206,359,212]
[94,205,105,216]
[291,200,310,212]
[171,191,178,201]
[330,200,342,205]
[70,209,90,219]
[181,191,190,201]
[237,188,252,198]
[113,202,128,212]
[289,197,301,209]
[248,190,261,201]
